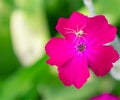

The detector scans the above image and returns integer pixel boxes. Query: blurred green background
[0,0,120,100]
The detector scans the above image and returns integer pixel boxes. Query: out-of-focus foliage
[0,0,20,79]
[0,0,120,100]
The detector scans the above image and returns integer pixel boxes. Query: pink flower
[45,12,119,89]
[90,93,120,100]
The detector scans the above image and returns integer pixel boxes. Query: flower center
[77,43,86,52]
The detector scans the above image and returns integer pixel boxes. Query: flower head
[90,93,119,100]
[45,12,119,89]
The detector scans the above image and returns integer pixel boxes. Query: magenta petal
[69,12,88,29]
[91,93,119,100]
[58,54,90,89]
[84,15,117,45]
[55,17,76,41]
[55,17,68,35]
[45,38,75,66]
[86,46,119,76]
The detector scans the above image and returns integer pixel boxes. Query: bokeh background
[0,0,120,100]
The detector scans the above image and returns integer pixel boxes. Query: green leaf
[0,55,49,100]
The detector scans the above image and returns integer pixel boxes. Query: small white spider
[76,30,85,37]
[64,26,87,43]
